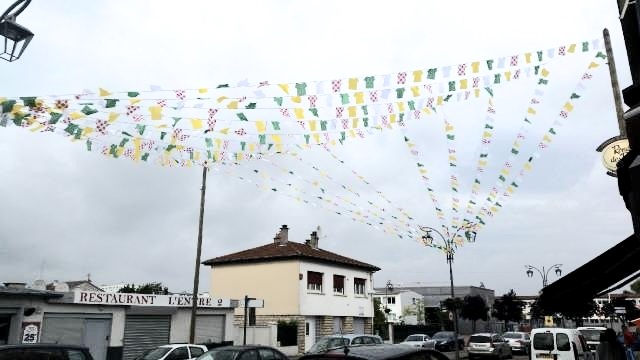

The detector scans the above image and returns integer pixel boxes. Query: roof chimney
[309,231,319,249]
[274,225,289,245]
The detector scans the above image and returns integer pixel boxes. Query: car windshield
[197,349,241,360]
[469,336,492,343]
[433,333,452,339]
[580,330,604,342]
[503,333,523,339]
[307,337,349,353]
[405,335,426,342]
[141,347,171,360]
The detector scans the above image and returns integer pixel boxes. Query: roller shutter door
[41,316,83,345]
[195,315,224,343]
[122,315,170,360]
[353,318,365,334]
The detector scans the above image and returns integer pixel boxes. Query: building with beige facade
[202,225,380,354]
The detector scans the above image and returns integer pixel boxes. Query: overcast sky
[0,0,635,298]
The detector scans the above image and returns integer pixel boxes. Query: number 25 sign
[22,322,40,344]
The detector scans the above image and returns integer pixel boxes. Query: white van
[577,327,606,351]
[531,328,594,360]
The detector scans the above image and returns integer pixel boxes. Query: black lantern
[0,0,33,62]
[555,267,562,277]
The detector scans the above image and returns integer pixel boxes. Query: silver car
[399,334,436,349]
[503,332,530,354]
[467,333,513,360]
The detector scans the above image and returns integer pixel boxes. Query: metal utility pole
[603,28,627,137]
[189,165,208,343]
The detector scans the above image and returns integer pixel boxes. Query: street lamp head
[555,267,562,277]
[425,231,434,243]
[386,280,393,293]
[526,268,533,278]
[465,230,477,242]
[1,0,33,62]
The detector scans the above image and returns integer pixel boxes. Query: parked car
[0,344,94,360]
[195,345,289,360]
[299,343,450,360]
[306,334,383,354]
[137,343,208,360]
[467,333,512,360]
[577,326,606,351]
[430,331,465,352]
[399,334,435,349]
[503,331,531,354]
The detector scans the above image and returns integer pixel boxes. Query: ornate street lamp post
[420,223,477,360]
[525,264,563,288]
[384,280,393,341]
[1,0,34,62]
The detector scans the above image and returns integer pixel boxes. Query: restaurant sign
[74,291,232,308]
[596,136,630,177]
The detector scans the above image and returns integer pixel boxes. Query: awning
[537,234,640,313]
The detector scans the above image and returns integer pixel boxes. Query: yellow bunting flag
[255,121,266,133]
[460,79,468,90]
[108,112,119,123]
[99,88,111,97]
[149,106,163,120]
[541,68,550,77]
[291,96,301,103]
[271,134,282,144]
[348,78,358,90]
[217,96,228,103]
[413,70,423,82]
[312,133,320,144]
[352,118,358,128]
[354,92,364,104]
[504,71,512,81]
[309,120,317,131]
[82,127,93,136]
[397,102,405,112]
[191,118,203,129]
[348,106,357,118]
[474,88,481,97]
[133,138,141,160]
[70,112,84,120]
[588,61,600,69]
[564,102,574,112]
[568,44,576,53]
[471,62,480,73]
[445,123,454,132]
[543,134,552,143]
[227,101,239,109]
[411,86,420,97]
[527,107,536,115]
[294,108,304,119]
[130,98,141,105]
[219,128,229,134]
[278,84,289,94]
[390,114,397,124]
[525,53,532,63]
[198,88,208,94]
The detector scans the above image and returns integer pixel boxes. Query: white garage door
[196,315,225,344]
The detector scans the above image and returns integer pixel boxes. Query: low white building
[0,282,235,360]
[372,289,424,325]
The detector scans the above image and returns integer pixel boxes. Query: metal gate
[41,314,111,360]
[353,318,365,334]
[41,315,84,345]
[195,315,224,344]
[122,315,170,360]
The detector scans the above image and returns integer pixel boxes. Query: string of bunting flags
[0,39,602,168]
[0,39,606,247]
[473,51,607,227]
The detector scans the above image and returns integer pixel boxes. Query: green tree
[611,297,640,322]
[118,282,169,295]
[492,290,524,325]
[460,295,489,332]
[373,298,388,338]
[631,280,640,294]
[599,301,616,327]
[559,299,598,326]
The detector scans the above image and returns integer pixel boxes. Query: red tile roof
[202,241,380,271]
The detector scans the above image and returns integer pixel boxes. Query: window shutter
[333,275,344,289]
